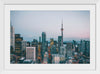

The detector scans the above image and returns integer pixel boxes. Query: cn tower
[61,19,64,46]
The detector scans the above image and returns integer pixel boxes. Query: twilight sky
[10,11,90,41]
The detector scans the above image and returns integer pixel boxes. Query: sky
[10,11,90,41]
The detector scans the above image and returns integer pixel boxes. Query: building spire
[61,19,64,46]
[62,18,63,28]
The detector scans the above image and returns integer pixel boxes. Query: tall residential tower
[10,25,15,51]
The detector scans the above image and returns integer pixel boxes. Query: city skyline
[10,11,90,64]
[10,11,90,41]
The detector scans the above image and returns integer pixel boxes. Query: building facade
[15,34,23,58]
[10,25,15,52]
[42,32,46,60]
[26,47,36,62]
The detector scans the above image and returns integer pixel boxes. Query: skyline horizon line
[14,33,90,42]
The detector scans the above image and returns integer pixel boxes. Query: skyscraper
[66,43,73,58]
[10,25,15,51]
[21,40,27,57]
[42,32,46,60]
[80,40,86,54]
[42,32,46,44]
[22,40,27,51]
[37,44,42,63]
[15,34,23,58]
[31,39,38,62]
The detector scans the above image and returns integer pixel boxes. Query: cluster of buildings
[10,21,90,64]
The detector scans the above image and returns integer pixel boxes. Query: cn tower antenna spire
[62,18,63,28]
[61,18,64,46]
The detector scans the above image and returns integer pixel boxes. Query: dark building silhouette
[58,36,62,53]
[31,39,38,62]
[15,34,23,59]
[42,32,46,61]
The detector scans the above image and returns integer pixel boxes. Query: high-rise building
[85,41,90,57]
[37,43,42,63]
[26,47,36,62]
[66,43,73,58]
[42,32,46,60]
[50,38,57,54]
[42,32,46,44]
[80,40,86,54]
[31,39,38,62]
[21,40,27,57]
[39,36,41,43]
[10,25,15,52]
[15,34,23,58]
[22,40,27,51]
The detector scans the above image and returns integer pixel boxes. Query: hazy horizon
[10,10,90,42]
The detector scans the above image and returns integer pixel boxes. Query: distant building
[48,49,52,63]
[42,32,46,60]
[66,43,73,58]
[85,41,90,57]
[27,41,31,47]
[31,39,38,61]
[26,47,36,61]
[10,25,15,51]
[43,52,48,64]
[45,41,48,51]
[39,36,41,43]
[72,40,76,48]
[22,40,27,51]
[42,32,46,44]
[60,46,66,57]
[31,39,38,47]
[21,40,27,57]
[54,40,57,47]
[75,45,78,52]
[52,54,60,64]
[49,38,57,54]
[37,44,42,63]
[50,38,54,46]
[80,40,86,54]
[59,55,66,63]
[15,34,23,58]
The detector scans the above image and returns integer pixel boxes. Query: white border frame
[0,0,100,74]
[5,5,95,71]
